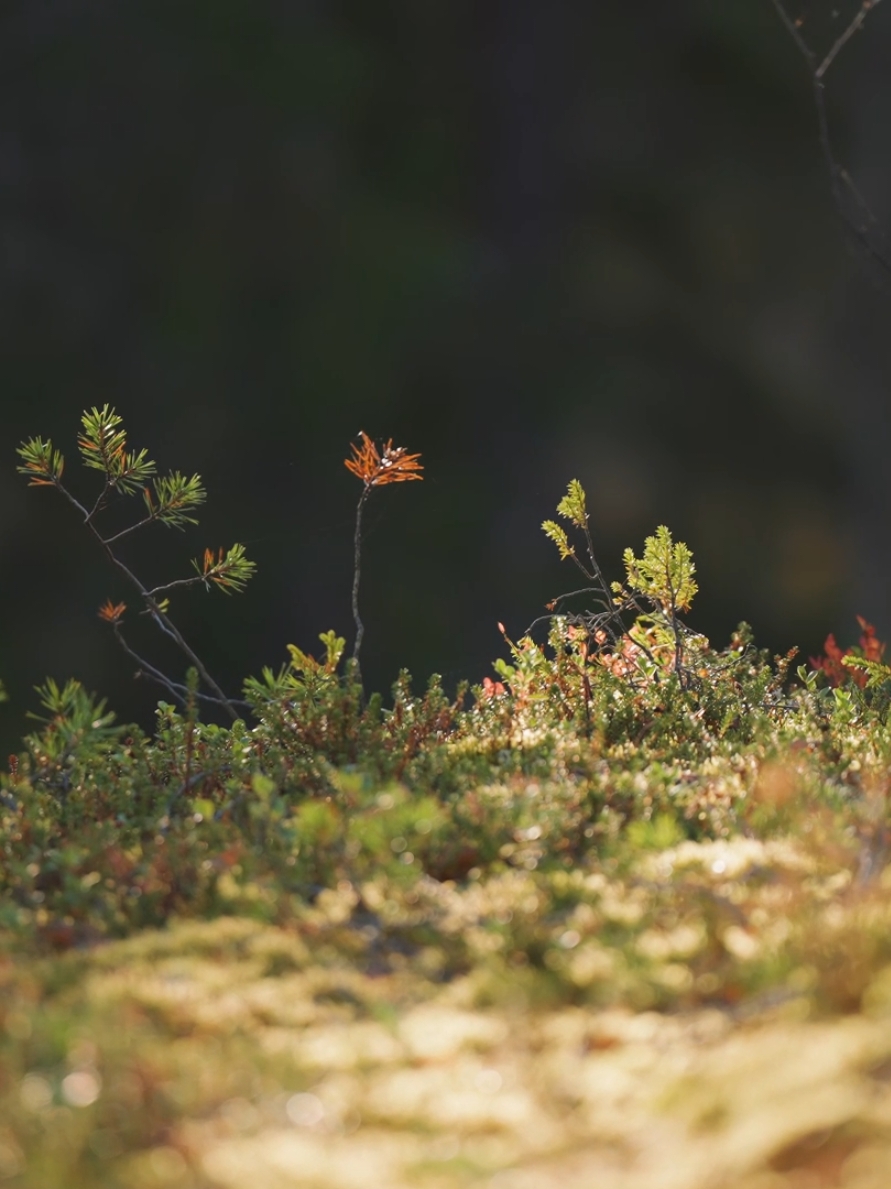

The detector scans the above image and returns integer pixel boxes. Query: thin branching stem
[582,519,614,606]
[815,1,881,79]
[51,473,240,720]
[551,516,652,665]
[343,430,422,677]
[580,515,654,667]
[146,575,208,597]
[771,0,890,274]
[94,532,235,714]
[85,477,111,524]
[110,621,250,713]
[103,514,157,545]
[352,487,370,663]
[665,568,684,684]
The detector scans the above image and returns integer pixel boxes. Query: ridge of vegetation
[5,412,891,1187]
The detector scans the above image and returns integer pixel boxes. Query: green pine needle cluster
[193,543,256,594]
[16,436,65,486]
[77,404,156,494]
[144,470,206,529]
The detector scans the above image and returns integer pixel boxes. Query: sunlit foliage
[6,455,891,1186]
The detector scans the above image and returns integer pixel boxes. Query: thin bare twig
[110,619,250,713]
[146,575,207,598]
[49,471,241,719]
[770,0,816,63]
[92,530,237,716]
[771,0,891,275]
[815,1,881,78]
[103,514,156,545]
[352,488,368,665]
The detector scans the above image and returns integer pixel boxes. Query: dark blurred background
[2,0,890,752]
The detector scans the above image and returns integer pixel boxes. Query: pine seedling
[17,405,255,719]
[344,431,423,668]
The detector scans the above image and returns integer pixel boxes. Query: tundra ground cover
[5,613,891,1188]
[7,414,891,1186]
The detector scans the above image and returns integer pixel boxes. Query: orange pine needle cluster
[200,547,246,590]
[344,431,423,488]
[202,547,223,575]
[78,436,122,466]
[98,599,126,623]
[19,458,62,486]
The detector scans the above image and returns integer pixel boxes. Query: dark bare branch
[772,0,891,275]
[816,0,882,79]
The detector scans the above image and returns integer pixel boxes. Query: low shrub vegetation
[4,410,891,1187]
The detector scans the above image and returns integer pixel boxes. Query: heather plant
[541,478,703,686]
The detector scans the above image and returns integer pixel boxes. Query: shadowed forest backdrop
[1,0,890,752]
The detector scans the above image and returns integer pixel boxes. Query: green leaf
[555,479,588,529]
[493,657,515,682]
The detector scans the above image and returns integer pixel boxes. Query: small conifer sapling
[17,405,255,719]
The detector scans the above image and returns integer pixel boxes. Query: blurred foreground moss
[7,885,891,1189]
